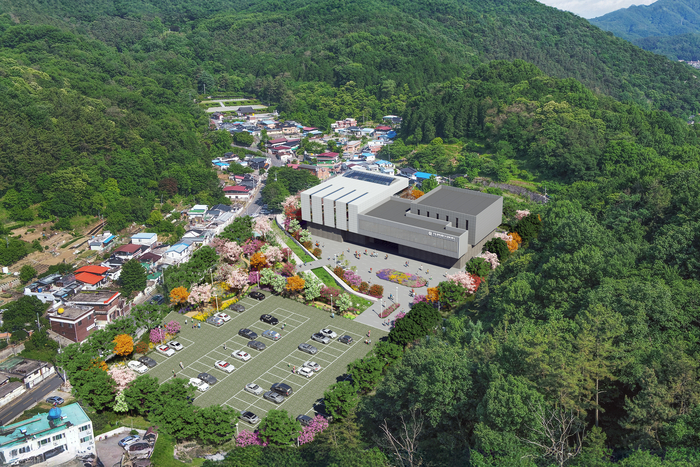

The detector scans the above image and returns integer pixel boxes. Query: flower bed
[376,269,427,288]
[379,303,400,318]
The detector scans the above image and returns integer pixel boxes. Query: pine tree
[120,259,147,297]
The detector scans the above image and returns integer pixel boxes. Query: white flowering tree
[227,267,249,290]
[222,241,243,263]
[477,251,500,269]
[299,229,312,244]
[263,245,284,264]
[107,365,138,392]
[254,217,272,238]
[336,293,352,313]
[446,271,479,294]
[188,284,212,304]
[300,272,323,301]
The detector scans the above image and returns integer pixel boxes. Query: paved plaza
[297,233,464,329]
[141,295,385,427]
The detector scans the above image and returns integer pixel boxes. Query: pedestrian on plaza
[172,369,176,376]
[419,265,423,271]
[223,343,227,350]
[368,330,371,337]
[185,319,188,325]
[426,269,429,274]
[293,366,296,374]
[179,361,184,369]
[198,322,201,329]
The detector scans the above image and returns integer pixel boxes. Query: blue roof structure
[166,243,189,254]
[415,172,435,180]
[0,403,90,449]
[132,233,157,240]
[103,235,115,244]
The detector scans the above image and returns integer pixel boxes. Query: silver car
[311,333,330,345]
[262,330,281,340]
[298,343,318,355]
[245,383,264,396]
[240,411,260,424]
[264,391,285,404]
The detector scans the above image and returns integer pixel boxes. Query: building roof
[114,244,142,254]
[0,403,91,449]
[166,243,190,254]
[139,253,162,263]
[238,106,255,113]
[363,198,450,230]
[375,125,392,130]
[413,185,502,216]
[224,185,249,192]
[71,290,120,304]
[50,306,93,321]
[75,265,109,275]
[132,233,157,240]
[0,381,22,399]
[414,172,435,179]
[316,152,339,158]
[188,204,208,213]
[74,272,105,285]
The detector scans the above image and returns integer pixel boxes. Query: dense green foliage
[119,258,147,297]
[633,32,700,61]
[590,0,700,41]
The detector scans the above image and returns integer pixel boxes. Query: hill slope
[590,0,700,41]
[2,0,700,115]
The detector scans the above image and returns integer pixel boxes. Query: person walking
[184,319,187,325]
[179,361,184,369]
[292,366,296,374]
[223,343,227,350]
[198,322,201,329]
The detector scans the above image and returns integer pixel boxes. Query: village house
[66,290,125,329]
[223,185,251,200]
[130,232,158,247]
[47,305,96,343]
[88,231,115,251]
[0,357,56,389]
[0,376,25,407]
[163,243,194,264]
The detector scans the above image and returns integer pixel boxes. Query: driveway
[95,429,146,467]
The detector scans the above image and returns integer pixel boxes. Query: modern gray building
[300,172,503,268]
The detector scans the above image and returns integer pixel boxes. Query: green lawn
[272,223,314,262]
[142,295,384,425]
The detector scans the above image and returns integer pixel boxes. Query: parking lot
[141,294,386,426]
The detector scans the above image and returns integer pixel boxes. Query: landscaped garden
[376,268,427,287]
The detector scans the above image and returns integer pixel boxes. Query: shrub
[466,257,493,277]
[313,247,322,257]
[483,237,509,260]
[368,284,384,298]
[359,282,369,294]
[302,240,312,249]
[134,342,148,354]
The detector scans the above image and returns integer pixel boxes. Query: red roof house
[75,265,110,275]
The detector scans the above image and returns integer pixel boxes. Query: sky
[538,0,657,19]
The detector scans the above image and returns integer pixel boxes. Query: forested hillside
[2,0,700,115]
[590,0,700,41]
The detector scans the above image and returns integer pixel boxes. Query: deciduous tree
[259,409,301,446]
[112,334,133,356]
[324,381,359,421]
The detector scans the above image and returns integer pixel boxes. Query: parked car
[303,361,321,372]
[260,314,279,325]
[296,414,314,427]
[238,328,258,340]
[250,291,266,300]
[189,378,209,392]
[320,328,337,339]
[240,411,260,424]
[311,333,330,344]
[128,360,148,374]
[156,344,175,357]
[118,435,140,447]
[214,312,231,322]
[128,442,150,452]
[168,340,184,351]
[148,295,165,305]
[233,350,251,361]
[338,335,353,345]
[198,373,218,386]
[206,316,224,327]
[264,391,285,404]
[298,366,313,378]
[248,340,266,351]
[215,360,235,373]
[138,356,157,368]
[45,396,64,405]
[262,330,281,340]
[298,343,318,355]
[229,303,245,313]
[271,382,293,396]
[245,383,264,395]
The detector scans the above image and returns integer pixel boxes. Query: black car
[138,356,157,368]
[260,314,279,325]
[271,382,293,396]
[198,372,218,385]
[149,294,165,305]
[239,328,258,340]
[46,396,64,405]
[338,335,354,345]
[296,414,314,427]
[250,291,266,301]
[229,303,245,313]
[248,340,266,351]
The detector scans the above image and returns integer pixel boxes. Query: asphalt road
[0,373,63,425]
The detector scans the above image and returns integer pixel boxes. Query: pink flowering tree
[227,267,249,290]
[254,217,272,238]
[211,237,227,255]
[165,320,181,335]
[248,271,260,285]
[477,251,500,270]
[411,294,427,306]
[215,263,233,282]
[235,430,267,447]
[188,284,212,305]
[281,247,292,262]
[149,328,166,344]
[494,232,513,243]
[242,239,264,256]
[446,271,479,294]
[221,241,243,263]
[263,246,284,264]
[343,270,362,289]
[515,209,531,220]
[298,416,329,445]
[395,311,407,321]
[108,365,138,391]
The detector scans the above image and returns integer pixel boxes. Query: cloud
[537,0,657,19]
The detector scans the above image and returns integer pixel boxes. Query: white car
[214,312,231,322]
[215,360,235,373]
[168,341,184,351]
[320,328,337,339]
[156,344,175,357]
[127,360,148,374]
[189,378,209,392]
[233,350,251,362]
[303,361,321,372]
[298,366,313,378]
[245,383,264,395]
